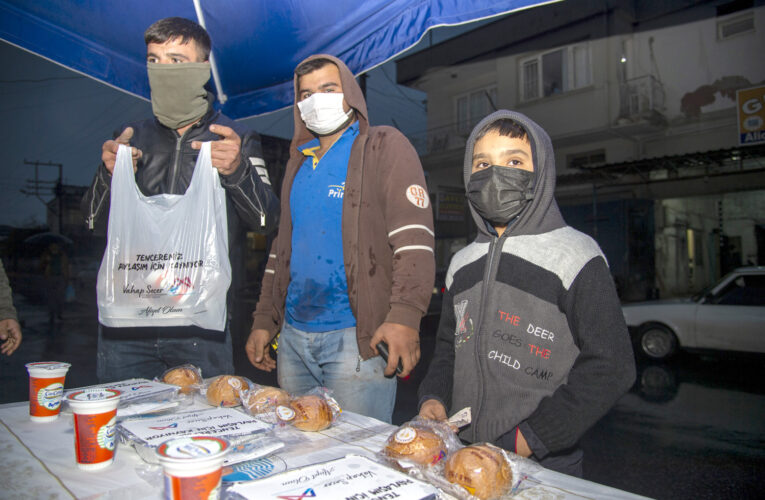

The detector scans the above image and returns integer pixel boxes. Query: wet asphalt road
[2,295,763,499]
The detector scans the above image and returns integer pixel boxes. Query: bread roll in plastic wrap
[444,444,512,500]
[206,375,249,407]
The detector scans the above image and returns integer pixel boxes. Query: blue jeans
[277,322,396,423]
[97,324,234,383]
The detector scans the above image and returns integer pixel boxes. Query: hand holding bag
[96,142,231,331]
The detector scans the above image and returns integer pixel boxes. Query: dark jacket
[418,110,635,476]
[81,99,279,339]
[82,98,278,238]
[251,54,435,359]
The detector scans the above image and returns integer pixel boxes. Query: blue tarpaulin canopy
[0,0,553,119]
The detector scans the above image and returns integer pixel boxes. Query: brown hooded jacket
[251,54,435,359]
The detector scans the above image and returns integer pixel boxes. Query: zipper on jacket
[471,235,503,442]
[168,134,184,194]
[232,181,266,228]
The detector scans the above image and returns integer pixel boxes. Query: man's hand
[101,127,141,174]
[246,328,276,372]
[192,124,242,175]
[0,318,22,356]
[369,322,420,378]
[419,398,448,422]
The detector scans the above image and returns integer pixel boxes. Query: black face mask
[466,166,534,226]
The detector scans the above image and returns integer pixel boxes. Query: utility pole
[20,160,63,233]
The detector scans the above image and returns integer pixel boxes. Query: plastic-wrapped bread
[277,394,334,431]
[161,365,202,394]
[206,375,249,407]
[444,444,512,500]
[244,386,290,415]
[383,425,447,467]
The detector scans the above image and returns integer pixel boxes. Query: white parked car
[622,267,765,359]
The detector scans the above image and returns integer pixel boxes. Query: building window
[456,86,497,134]
[717,12,754,40]
[520,43,592,101]
[522,60,539,100]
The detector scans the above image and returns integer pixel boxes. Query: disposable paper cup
[26,362,71,422]
[66,388,122,471]
[157,436,230,500]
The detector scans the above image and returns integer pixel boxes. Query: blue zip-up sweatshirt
[418,110,635,476]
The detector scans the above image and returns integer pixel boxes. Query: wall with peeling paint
[405,2,765,298]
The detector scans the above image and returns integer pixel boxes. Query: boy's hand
[246,328,276,372]
[419,399,447,422]
[515,428,532,457]
[370,322,420,377]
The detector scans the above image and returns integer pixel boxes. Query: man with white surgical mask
[246,55,435,423]
[82,17,279,383]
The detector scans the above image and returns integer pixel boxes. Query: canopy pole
[193,0,227,104]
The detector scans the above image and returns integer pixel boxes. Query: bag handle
[113,144,140,204]
[113,142,217,201]
[184,141,215,196]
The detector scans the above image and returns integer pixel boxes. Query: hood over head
[463,110,565,237]
[290,54,369,151]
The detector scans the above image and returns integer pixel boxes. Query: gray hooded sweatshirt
[418,110,635,476]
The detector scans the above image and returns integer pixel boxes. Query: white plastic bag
[97,142,231,331]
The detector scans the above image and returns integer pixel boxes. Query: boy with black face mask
[418,110,635,477]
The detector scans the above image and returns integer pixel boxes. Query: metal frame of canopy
[0,0,558,119]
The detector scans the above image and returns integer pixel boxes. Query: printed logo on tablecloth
[278,488,316,500]
[222,455,288,483]
[149,423,178,430]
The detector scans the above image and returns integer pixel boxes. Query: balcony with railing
[615,74,667,131]
[407,122,470,157]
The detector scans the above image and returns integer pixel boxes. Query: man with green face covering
[81,17,279,383]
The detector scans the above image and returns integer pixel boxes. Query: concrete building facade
[397,0,765,299]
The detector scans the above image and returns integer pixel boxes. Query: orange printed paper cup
[26,362,71,422]
[66,388,121,471]
[157,436,230,500]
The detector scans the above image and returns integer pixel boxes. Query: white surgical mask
[297,92,353,135]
